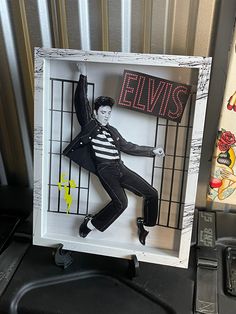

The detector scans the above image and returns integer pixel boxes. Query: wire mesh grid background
[48,77,194,231]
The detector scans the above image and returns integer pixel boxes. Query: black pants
[91,161,158,232]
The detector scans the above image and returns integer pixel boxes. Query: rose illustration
[218,141,230,152]
[220,131,236,145]
[218,130,236,152]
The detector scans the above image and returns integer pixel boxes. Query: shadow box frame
[33,48,212,268]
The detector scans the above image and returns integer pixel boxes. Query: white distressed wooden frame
[33,48,211,268]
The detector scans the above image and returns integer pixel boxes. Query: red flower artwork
[218,130,236,152]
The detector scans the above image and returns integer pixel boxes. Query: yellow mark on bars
[58,173,76,214]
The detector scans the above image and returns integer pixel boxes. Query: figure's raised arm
[115,128,164,158]
[74,63,92,127]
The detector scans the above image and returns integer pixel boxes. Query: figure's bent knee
[122,197,128,210]
[148,187,158,199]
[115,195,128,212]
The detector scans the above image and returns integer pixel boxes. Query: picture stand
[53,242,139,279]
[53,243,73,269]
[128,255,140,278]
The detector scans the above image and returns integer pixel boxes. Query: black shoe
[79,215,92,238]
[137,217,149,245]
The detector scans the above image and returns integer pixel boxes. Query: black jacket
[63,75,155,173]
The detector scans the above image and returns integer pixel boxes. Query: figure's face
[94,106,112,126]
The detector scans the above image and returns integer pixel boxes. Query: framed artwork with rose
[208,127,236,202]
[208,29,236,207]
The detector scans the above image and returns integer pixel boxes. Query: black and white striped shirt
[91,128,120,163]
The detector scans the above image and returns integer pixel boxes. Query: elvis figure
[63,67,165,245]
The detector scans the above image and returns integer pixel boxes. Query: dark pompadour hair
[94,96,115,112]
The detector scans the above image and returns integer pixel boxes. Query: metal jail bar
[48,77,194,231]
[48,78,94,216]
[151,93,194,230]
